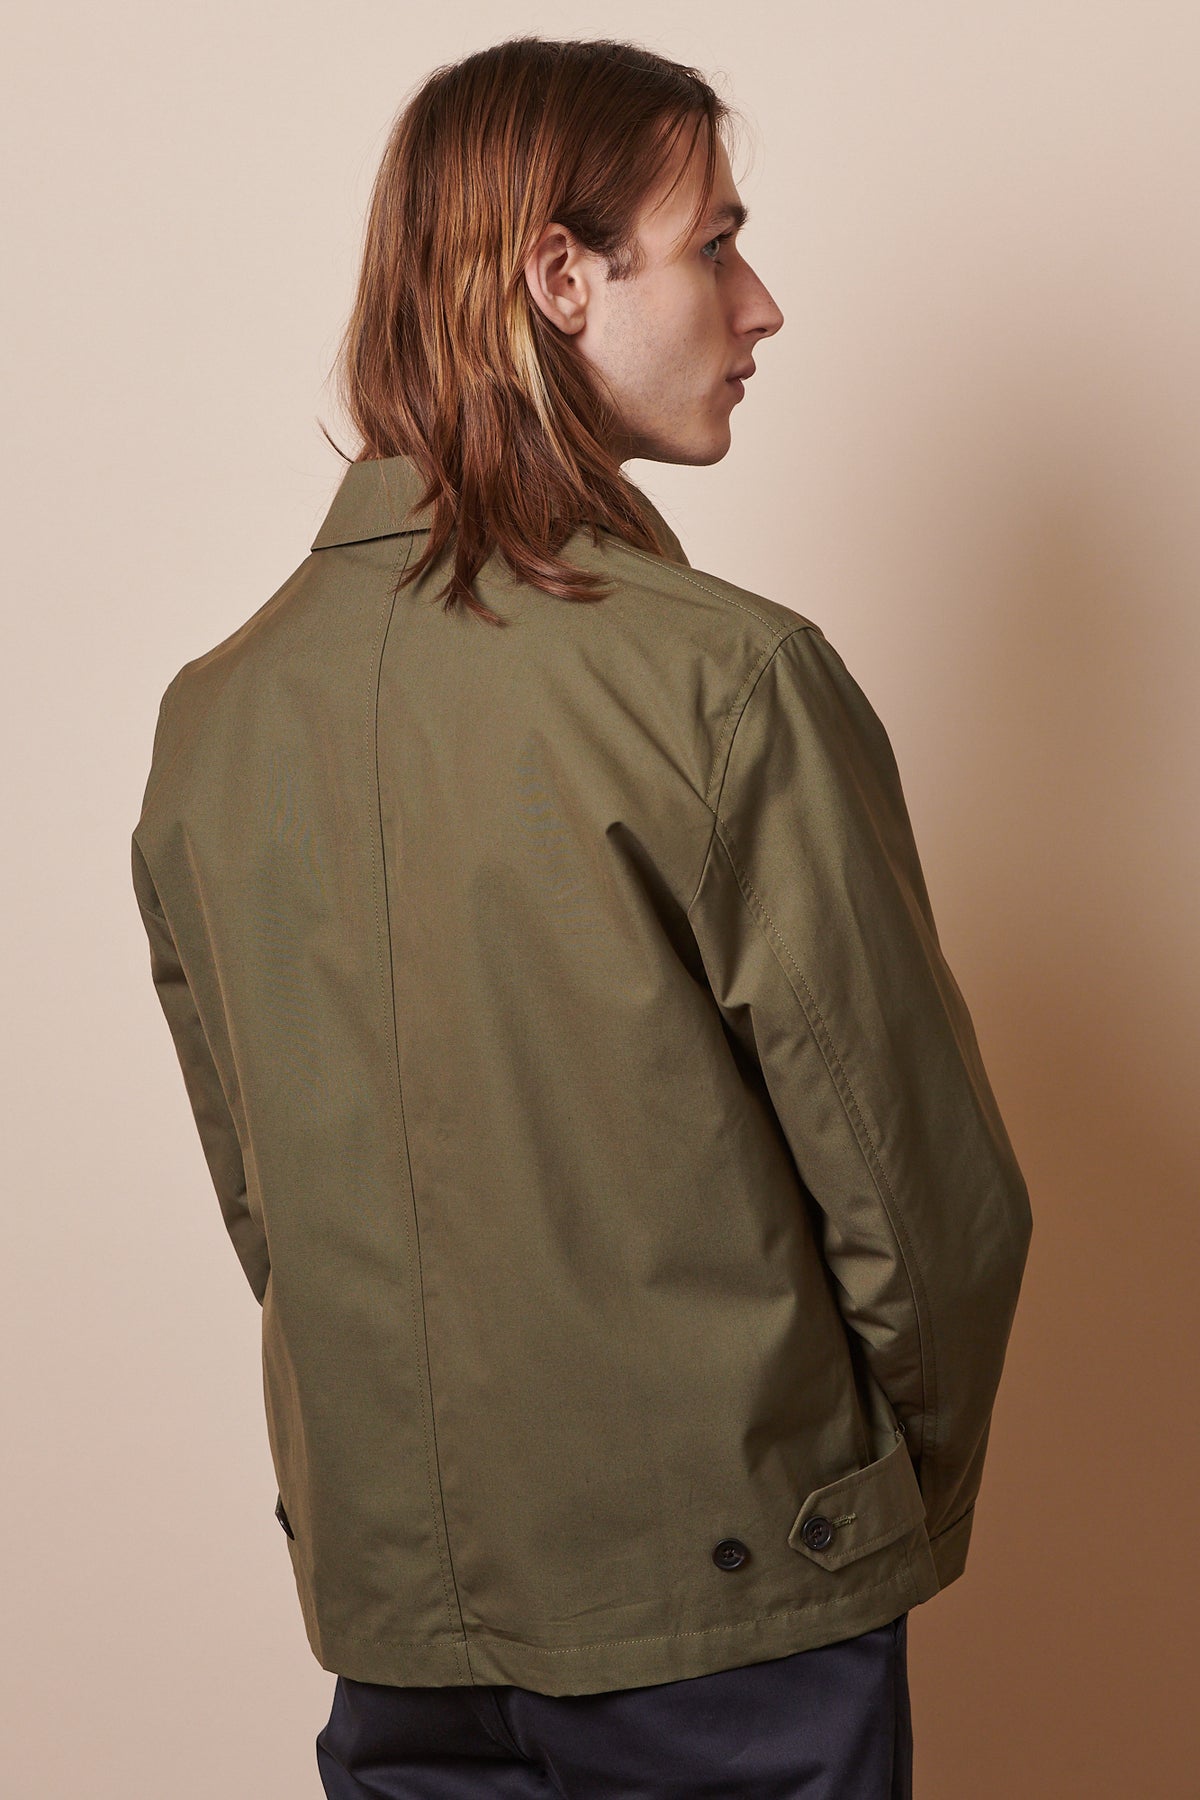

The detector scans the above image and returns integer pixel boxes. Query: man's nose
[754,283,784,338]
[740,266,784,339]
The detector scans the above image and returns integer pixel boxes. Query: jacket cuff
[929,1503,976,1589]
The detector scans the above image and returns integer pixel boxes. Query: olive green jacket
[131,453,1032,1695]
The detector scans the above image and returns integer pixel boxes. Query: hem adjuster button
[800,1515,835,1551]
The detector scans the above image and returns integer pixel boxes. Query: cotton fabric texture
[130,453,1032,1695]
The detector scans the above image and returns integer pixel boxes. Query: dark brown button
[712,1538,750,1570]
[275,1495,294,1539]
[800,1515,835,1551]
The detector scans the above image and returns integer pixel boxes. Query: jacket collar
[311,455,433,549]
[311,452,686,563]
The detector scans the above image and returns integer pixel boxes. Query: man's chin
[630,425,732,469]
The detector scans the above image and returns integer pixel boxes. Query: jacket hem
[306,1555,941,1696]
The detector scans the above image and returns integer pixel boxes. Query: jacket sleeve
[131,832,270,1305]
[686,623,1032,1586]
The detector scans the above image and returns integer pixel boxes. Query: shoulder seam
[685,623,820,913]
[704,623,820,812]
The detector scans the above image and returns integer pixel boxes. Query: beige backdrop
[5,2,1198,1794]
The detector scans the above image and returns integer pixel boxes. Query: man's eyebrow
[699,201,750,234]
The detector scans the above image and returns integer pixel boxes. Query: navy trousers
[315,1613,913,1799]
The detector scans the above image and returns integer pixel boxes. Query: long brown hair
[324,36,735,626]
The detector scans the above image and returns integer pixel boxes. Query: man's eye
[701,232,733,262]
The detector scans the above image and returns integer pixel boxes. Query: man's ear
[523,223,593,336]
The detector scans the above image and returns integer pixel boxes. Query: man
[131,34,1032,1799]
